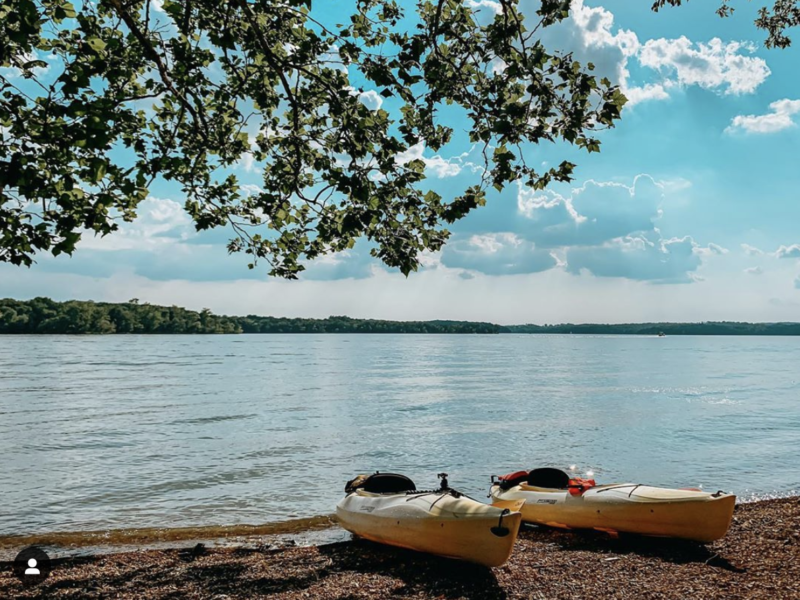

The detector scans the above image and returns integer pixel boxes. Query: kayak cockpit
[345,472,416,494]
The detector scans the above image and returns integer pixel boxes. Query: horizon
[4,296,800,328]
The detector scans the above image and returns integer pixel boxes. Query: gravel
[2,497,797,599]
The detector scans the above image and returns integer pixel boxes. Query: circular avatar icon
[13,546,52,586]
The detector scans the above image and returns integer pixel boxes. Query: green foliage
[1,0,625,277]
[3,298,800,335]
[0,297,502,334]
[652,0,800,48]
[237,315,502,334]
[0,297,243,334]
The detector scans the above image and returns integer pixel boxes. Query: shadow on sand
[519,524,745,573]
[318,539,508,599]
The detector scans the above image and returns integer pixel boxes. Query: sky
[2,0,800,324]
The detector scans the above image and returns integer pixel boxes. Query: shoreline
[2,497,798,599]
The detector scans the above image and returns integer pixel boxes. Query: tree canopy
[0,297,503,333]
[2,1,795,279]
[1,0,625,277]
[653,1,799,49]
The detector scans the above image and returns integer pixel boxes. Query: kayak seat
[345,472,416,494]
[527,468,570,490]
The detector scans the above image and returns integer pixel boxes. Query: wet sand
[1,497,797,599]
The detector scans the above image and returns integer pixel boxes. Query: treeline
[503,322,800,336]
[0,298,242,334]
[0,298,500,334]
[3,298,800,335]
[237,315,501,334]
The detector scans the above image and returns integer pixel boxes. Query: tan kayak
[490,468,735,543]
[337,473,523,567]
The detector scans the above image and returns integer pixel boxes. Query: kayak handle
[491,508,511,537]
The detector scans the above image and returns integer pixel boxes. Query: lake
[1,334,798,543]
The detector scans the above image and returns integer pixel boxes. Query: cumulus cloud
[345,87,384,111]
[395,142,481,178]
[623,83,672,106]
[565,234,705,283]
[727,99,800,134]
[516,175,663,248]
[440,233,557,275]
[81,197,193,252]
[741,243,765,256]
[638,37,770,95]
[466,0,503,15]
[776,244,800,259]
[533,1,771,109]
[694,242,729,257]
[437,173,723,284]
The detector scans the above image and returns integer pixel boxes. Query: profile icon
[13,546,51,586]
[25,558,41,575]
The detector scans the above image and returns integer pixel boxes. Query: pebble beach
[2,497,798,599]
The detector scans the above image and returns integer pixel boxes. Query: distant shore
[2,497,798,599]
[4,298,800,336]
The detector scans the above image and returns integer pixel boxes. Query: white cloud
[442,174,720,283]
[238,152,258,173]
[81,197,193,252]
[694,242,729,257]
[240,184,264,196]
[357,89,383,111]
[623,83,671,107]
[742,243,765,256]
[344,87,384,111]
[776,244,800,259]
[516,174,664,248]
[440,233,557,275]
[466,0,503,15]
[423,155,464,178]
[638,37,770,95]
[395,142,477,178]
[745,266,764,275]
[0,51,52,79]
[489,57,508,74]
[534,1,772,109]
[727,99,800,134]
[235,133,261,173]
[565,234,711,283]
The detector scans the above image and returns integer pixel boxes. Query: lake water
[1,334,799,545]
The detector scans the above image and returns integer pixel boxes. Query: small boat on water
[490,468,735,543]
[337,472,523,567]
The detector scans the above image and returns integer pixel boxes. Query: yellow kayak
[490,468,735,543]
[337,473,523,567]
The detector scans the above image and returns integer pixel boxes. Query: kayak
[337,472,523,567]
[489,468,735,543]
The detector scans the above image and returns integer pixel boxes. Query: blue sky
[2,0,800,323]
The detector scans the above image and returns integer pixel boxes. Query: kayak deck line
[492,468,737,543]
